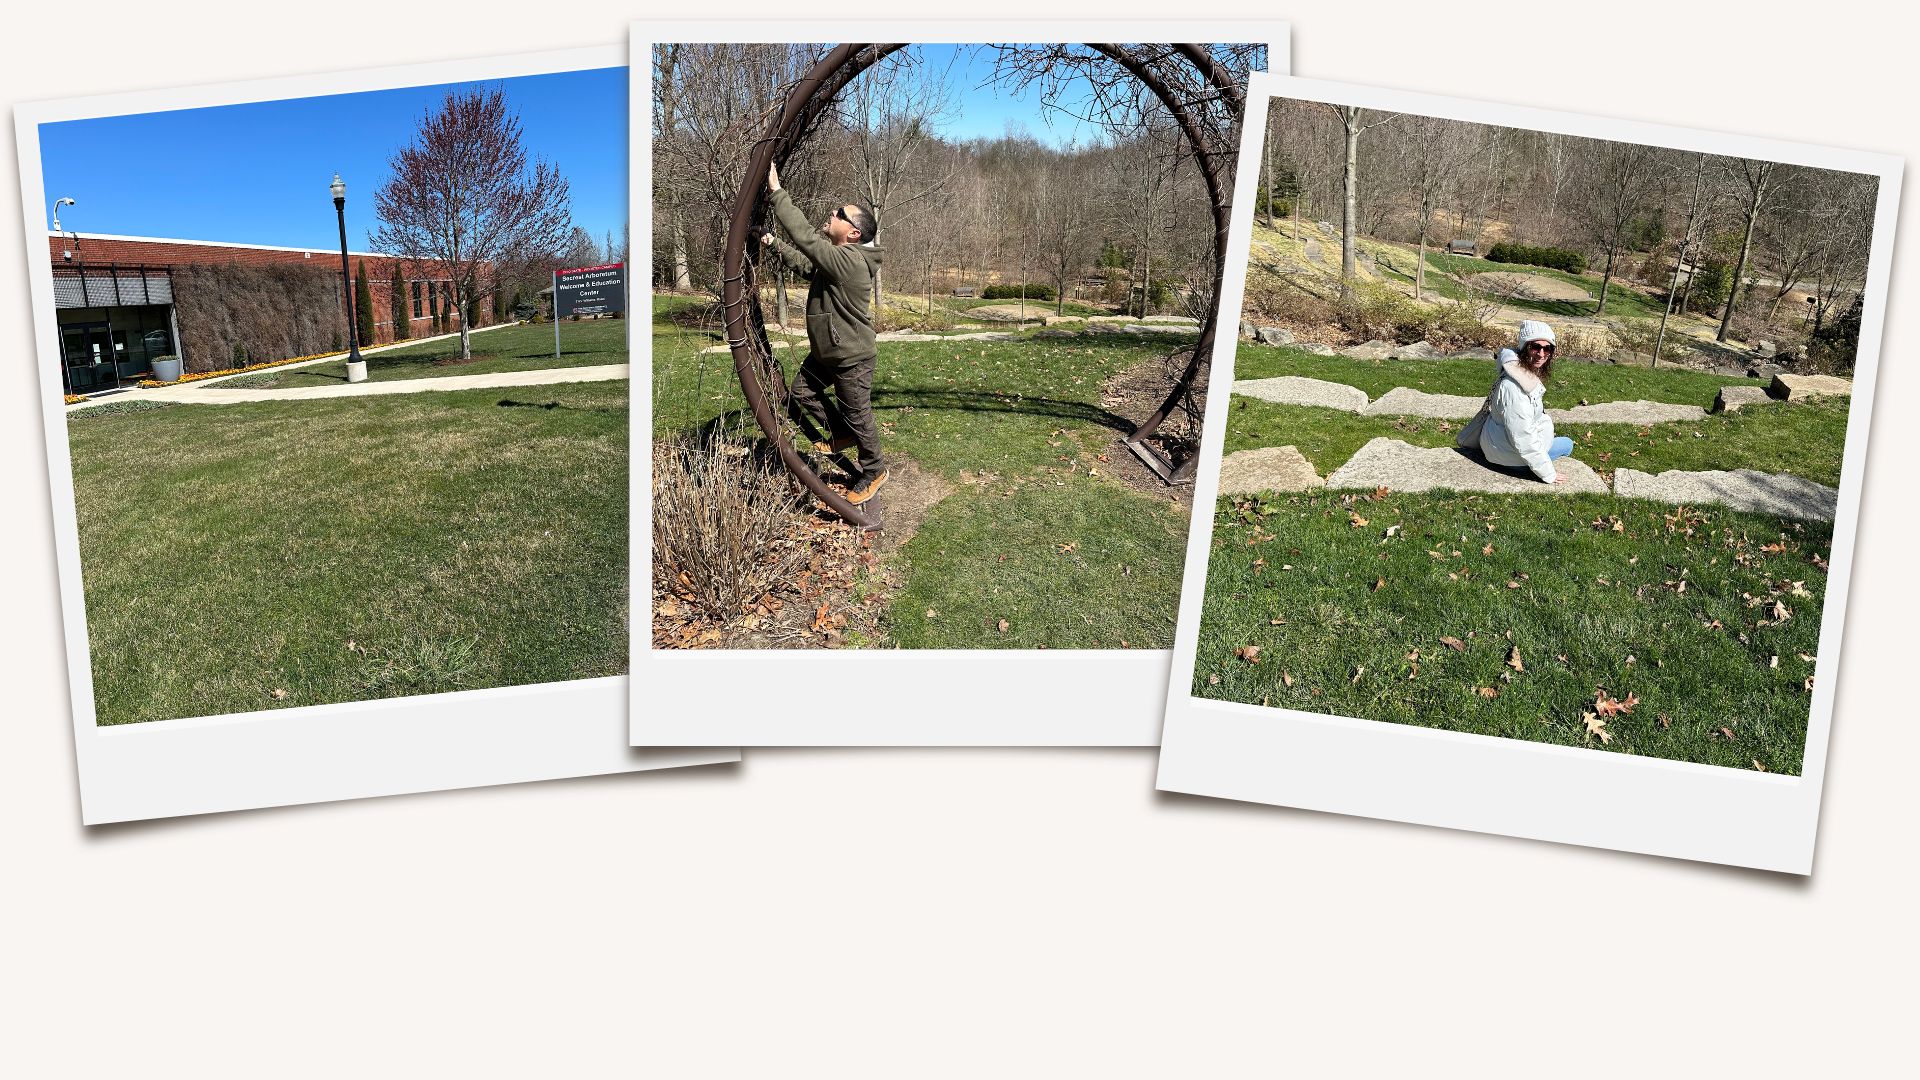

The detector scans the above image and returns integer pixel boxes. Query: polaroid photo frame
[1156,72,1900,872]
[16,45,736,824]
[634,20,1290,746]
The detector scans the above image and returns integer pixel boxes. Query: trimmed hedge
[1485,242,1586,275]
[981,283,1057,301]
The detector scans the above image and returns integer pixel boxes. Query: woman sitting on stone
[1461,319,1575,484]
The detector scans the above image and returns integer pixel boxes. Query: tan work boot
[845,469,889,505]
[812,434,859,454]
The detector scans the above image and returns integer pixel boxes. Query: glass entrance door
[60,322,120,395]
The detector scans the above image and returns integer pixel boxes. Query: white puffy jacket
[1473,348,1556,482]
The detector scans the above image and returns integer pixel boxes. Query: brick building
[48,232,493,395]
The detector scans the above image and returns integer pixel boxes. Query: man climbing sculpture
[760,162,888,505]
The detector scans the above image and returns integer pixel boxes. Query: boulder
[1613,468,1838,522]
[1754,340,1777,358]
[1141,314,1199,324]
[1041,314,1084,326]
[1341,339,1397,360]
[1231,376,1370,413]
[1239,320,1256,340]
[1711,385,1773,414]
[1217,445,1325,496]
[1121,323,1201,335]
[1326,438,1608,494]
[1297,343,1338,356]
[1746,362,1785,382]
[1395,340,1440,359]
[1769,372,1852,401]
[1256,326,1294,347]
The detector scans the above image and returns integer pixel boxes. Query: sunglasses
[832,207,855,225]
[1523,341,1556,355]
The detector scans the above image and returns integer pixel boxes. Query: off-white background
[2,2,1912,1075]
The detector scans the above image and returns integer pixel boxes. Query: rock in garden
[1122,323,1201,335]
[1239,320,1256,340]
[1613,468,1838,522]
[1340,339,1397,360]
[1231,376,1370,413]
[1141,314,1199,324]
[1746,362,1784,381]
[877,332,941,342]
[1297,343,1338,356]
[1325,437,1608,494]
[1547,399,1707,424]
[944,331,1018,341]
[1754,340,1777,358]
[1360,387,1484,419]
[1042,314,1084,326]
[1035,330,1078,339]
[1769,373,1852,401]
[1712,385,1773,413]
[1217,445,1325,496]
[1394,340,1441,359]
[1256,326,1294,347]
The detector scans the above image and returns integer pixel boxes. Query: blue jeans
[1548,436,1574,461]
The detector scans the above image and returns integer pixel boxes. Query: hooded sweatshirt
[766,187,884,365]
[1471,321,1557,482]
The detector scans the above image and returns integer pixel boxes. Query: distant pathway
[71,362,625,408]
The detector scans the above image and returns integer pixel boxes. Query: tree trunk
[1415,199,1430,300]
[1596,244,1617,318]
[775,268,788,330]
[1719,198,1762,343]
[1341,108,1360,293]
[1262,114,1276,230]
[670,213,693,292]
[457,285,472,359]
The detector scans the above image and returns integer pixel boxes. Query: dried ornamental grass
[652,436,811,622]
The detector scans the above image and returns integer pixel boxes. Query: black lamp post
[331,173,367,382]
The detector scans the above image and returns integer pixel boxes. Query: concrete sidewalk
[115,363,628,404]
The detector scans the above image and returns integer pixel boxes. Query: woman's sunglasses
[1523,341,1556,355]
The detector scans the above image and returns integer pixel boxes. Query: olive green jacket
[767,187,882,363]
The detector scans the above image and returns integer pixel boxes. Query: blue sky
[37,67,624,251]
[921,43,1265,147]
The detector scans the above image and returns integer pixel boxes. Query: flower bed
[64,394,85,405]
[137,349,346,388]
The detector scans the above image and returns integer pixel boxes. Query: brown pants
[788,351,884,477]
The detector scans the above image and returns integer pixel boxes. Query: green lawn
[1234,344,1758,408]
[650,292,1192,648]
[1224,345,1847,486]
[69,380,627,724]
[222,318,626,388]
[1194,489,1830,773]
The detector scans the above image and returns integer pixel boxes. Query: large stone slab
[1396,340,1442,359]
[1770,372,1852,401]
[1613,468,1838,522]
[1548,399,1707,425]
[876,332,941,342]
[1712,385,1773,413]
[1360,386,1485,419]
[1121,323,1202,335]
[1231,376,1370,413]
[943,331,1018,341]
[1326,437,1609,494]
[1217,445,1325,496]
[1141,314,1200,324]
[1255,326,1294,347]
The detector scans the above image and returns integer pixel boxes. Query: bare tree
[1319,104,1397,292]
[373,86,572,360]
[1572,138,1660,317]
[1397,116,1478,299]
[842,49,958,306]
[1716,158,1777,341]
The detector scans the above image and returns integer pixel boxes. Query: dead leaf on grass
[1234,645,1261,664]
[1476,686,1500,699]
[1440,636,1466,653]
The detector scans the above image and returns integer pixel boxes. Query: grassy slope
[1194,490,1829,774]
[1421,251,1671,320]
[70,380,627,724]
[650,292,1191,648]
[223,319,626,388]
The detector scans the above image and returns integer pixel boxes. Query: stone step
[1612,468,1838,522]
[1360,387,1483,419]
[1548,400,1707,424]
[1231,376,1369,413]
[1217,446,1324,496]
[1325,437,1608,494]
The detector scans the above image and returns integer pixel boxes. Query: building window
[411,281,423,318]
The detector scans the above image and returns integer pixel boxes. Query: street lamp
[331,173,367,383]
[52,197,77,261]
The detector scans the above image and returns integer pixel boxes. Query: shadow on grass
[873,386,1133,432]
[496,398,624,414]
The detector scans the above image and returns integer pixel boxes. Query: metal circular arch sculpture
[720,42,1245,527]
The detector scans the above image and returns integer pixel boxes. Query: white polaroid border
[16,44,737,824]
[1155,72,1901,872]
[632,20,1290,746]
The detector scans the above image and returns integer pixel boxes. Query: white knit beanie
[1517,320,1555,347]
